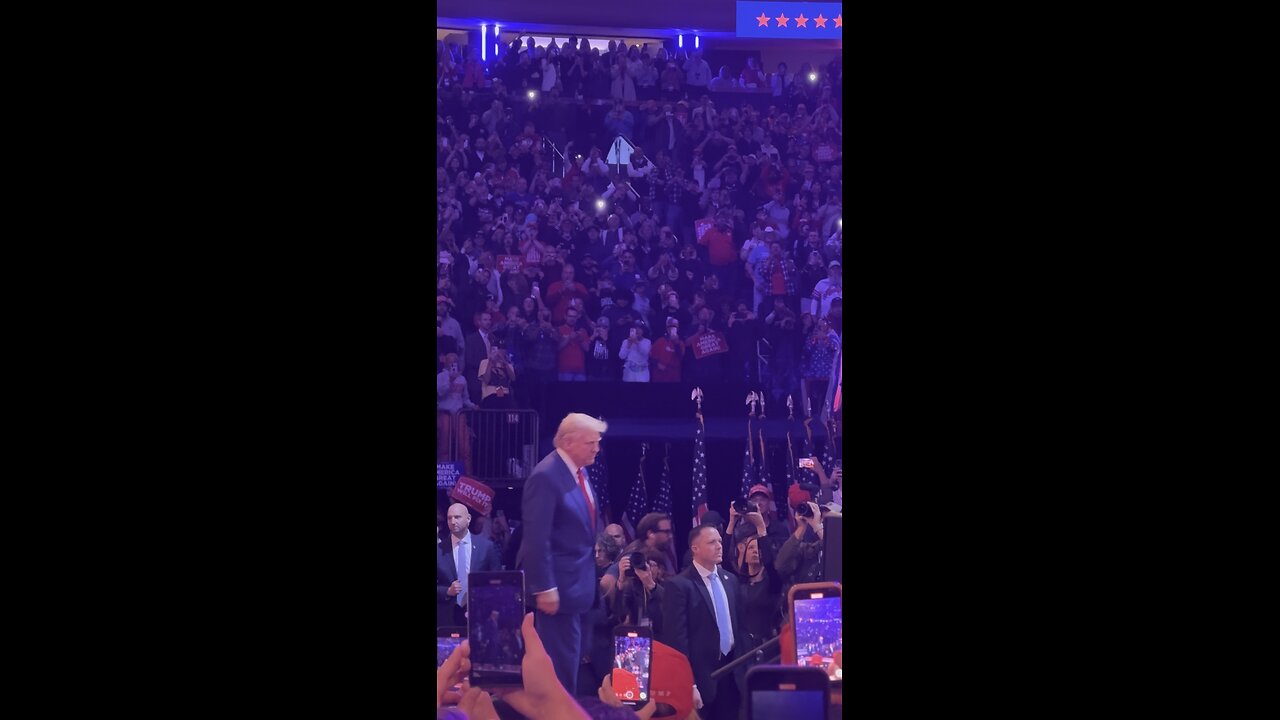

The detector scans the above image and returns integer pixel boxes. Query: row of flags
[590,398,837,536]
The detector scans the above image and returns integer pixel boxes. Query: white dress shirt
[451,531,473,575]
[692,560,733,654]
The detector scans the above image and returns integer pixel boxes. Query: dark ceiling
[437,0,740,34]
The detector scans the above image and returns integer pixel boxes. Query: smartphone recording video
[612,625,653,707]
[798,457,816,469]
[467,571,526,686]
[788,582,842,681]
[437,627,465,668]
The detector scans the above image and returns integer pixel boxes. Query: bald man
[437,503,503,627]
[604,523,626,547]
[517,412,608,696]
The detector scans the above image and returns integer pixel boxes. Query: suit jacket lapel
[442,541,458,581]
[554,454,595,535]
[686,566,717,626]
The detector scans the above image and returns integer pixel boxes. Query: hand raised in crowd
[435,639,470,709]
[535,587,560,615]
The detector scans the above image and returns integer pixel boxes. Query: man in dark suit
[517,412,607,696]
[462,309,495,404]
[437,503,502,627]
[661,524,745,720]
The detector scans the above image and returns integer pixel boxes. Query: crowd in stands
[436,37,843,417]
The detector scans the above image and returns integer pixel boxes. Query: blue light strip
[481,24,487,61]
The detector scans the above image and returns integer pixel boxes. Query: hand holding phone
[468,571,527,687]
[612,626,653,707]
[787,582,842,681]
[798,457,816,469]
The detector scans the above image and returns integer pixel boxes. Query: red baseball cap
[788,484,812,508]
[649,641,694,719]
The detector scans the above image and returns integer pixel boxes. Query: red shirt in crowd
[557,325,589,373]
[650,336,685,382]
[547,280,590,324]
[699,225,736,266]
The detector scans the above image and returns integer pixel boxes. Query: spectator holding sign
[684,307,728,386]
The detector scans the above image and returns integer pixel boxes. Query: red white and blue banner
[736,2,844,39]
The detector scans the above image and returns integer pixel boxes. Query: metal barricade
[444,409,540,488]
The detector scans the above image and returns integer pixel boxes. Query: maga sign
[437,461,465,489]
[690,330,729,360]
[449,475,495,516]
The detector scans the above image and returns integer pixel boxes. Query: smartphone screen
[437,629,465,668]
[612,626,652,706]
[747,666,829,720]
[468,571,526,686]
[791,585,842,678]
[798,457,815,469]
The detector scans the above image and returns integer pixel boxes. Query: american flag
[652,443,673,515]
[783,431,799,532]
[588,433,612,525]
[740,419,757,500]
[622,443,649,541]
[821,423,838,485]
[691,414,708,528]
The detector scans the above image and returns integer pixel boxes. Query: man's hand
[493,613,590,719]
[745,511,767,537]
[535,588,560,615]
[447,580,462,597]
[635,562,657,592]
[617,555,632,577]
[436,640,471,709]
[457,687,499,720]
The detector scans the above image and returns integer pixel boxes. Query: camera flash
[808,72,818,83]
[595,199,606,210]
[527,90,537,99]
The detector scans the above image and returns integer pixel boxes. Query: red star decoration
[795,13,809,28]
[834,14,842,28]
[775,12,789,27]
[755,13,770,27]
[814,14,828,28]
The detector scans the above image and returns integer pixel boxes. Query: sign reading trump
[736,2,843,39]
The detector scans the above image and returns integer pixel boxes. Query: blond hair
[554,413,608,448]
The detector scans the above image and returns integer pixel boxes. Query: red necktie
[577,468,596,530]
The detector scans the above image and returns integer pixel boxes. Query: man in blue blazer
[517,412,608,696]
[437,502,503,627]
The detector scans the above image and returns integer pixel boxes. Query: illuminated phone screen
[613,632,652,705]
[793,594,841,672]
[437,636,463,667]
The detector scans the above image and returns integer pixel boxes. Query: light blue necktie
[457,540,469,608]
[709,569,733,656]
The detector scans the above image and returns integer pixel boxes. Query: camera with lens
[623,551,647,579]
[731,499,759,515]
[794,502,815,519]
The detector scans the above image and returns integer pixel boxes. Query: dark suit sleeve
[477,537,503,572]
[437,549,454,604]
[661,576,691,657]
[521,471,558,594]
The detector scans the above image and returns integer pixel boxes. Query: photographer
[775,492,825,599]
[734,534,783,651]
[609,548,667,636]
